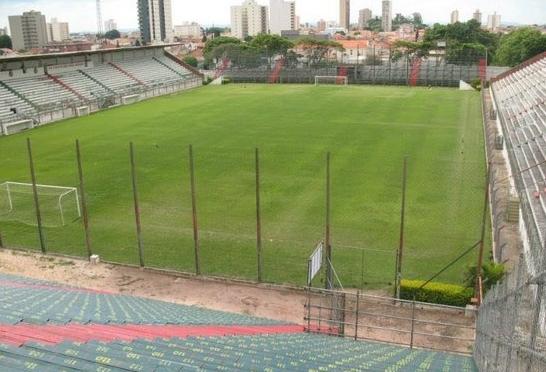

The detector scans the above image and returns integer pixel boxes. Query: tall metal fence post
[325,152,332,289]
[0,231,4,248]
[476,162,492,304]
[255,148,263,282]
[129,142,144,267]
[410,298,416,349]
[395,156,408,298]
[75,139,92,259]
[27,138,46,253]
[354,291,360,341]
[189,144,201,275]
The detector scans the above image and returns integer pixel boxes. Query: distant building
[339,0,350,30]
[381,1,392,32]
[473,9,482,24]
[450,10,459,24]
[47,18,70,42]
[8,11,49,50]
[358,9,372,29]
[317,19,327,32]
[487,12,501,32]
[269,0,296,35]
[104,19,117,32]
[137,0,173,44]
[231,0,268,40]
[173,22,202,38]
[0,27,8,36]
[44,40,92,53]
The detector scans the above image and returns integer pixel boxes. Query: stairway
[409,58,422,86]
[268,58,285,84]
[46,74,85,101]
[108,62,147,87]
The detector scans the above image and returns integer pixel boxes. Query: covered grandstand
[0,46,203,135]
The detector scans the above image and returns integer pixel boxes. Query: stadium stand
[0,273,477,370]
[491,52,546,272]
[0,46,203,135]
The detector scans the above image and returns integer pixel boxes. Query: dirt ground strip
[0,249,306,324]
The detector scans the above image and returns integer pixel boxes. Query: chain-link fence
[218,48,492,87]
[0,138,488,291]
[474,255,546,371]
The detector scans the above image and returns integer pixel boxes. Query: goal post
[75,106,90,117]
[315,76,349,86]
[0,182,81,226]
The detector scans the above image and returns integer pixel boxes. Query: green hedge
[400,280,473,307]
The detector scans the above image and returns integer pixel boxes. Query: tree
[424,20,499,64]
[495,27,546,66]
[249,34,293,56]
[295,38,343,66]
[0,35,12,49]
[183,55,198,67]
[203,36,241,55]
[413,13,423,27]
[206,27,226,38]
[104,30,121,40]
[209,43,261,68]
[365,17,382,32]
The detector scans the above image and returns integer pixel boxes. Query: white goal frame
[76,106,90,117]
[1,182,81,226]
[314,76,349,86]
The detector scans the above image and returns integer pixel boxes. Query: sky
[0,0,545,33]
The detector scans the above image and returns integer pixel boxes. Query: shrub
[470,78,482,91]
[400,279,473,307]
[183,56,198,68]
[221,77,232,85]
[464,262,505,293]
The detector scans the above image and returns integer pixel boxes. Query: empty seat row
[492,55,546,246]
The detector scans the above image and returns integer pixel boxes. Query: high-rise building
[339,0,350,30]
[231,0,268,40]
[8,10,49,50]
[317,19,326,32]
[450,10,459,24]
[104,19,118,32]
[473,9,482,24]
[487,12,501,32]
[358,8,372,29]
[381,1,392,32]
[269,0,295,35]
[174,22,202,38]
[138,0,173,44]
[47,18,70,42]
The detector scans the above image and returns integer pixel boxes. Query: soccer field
[0,84,486,288]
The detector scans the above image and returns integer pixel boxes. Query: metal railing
[304,287,477,355]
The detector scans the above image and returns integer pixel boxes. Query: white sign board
[307,241,324,286]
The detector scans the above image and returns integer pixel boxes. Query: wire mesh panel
[475,257,546,371]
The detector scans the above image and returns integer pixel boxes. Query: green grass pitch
[0,84,486,288]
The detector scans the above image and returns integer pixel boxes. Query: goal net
[76,106,90,117]
[0,182,81,227]
[315,76,349,86]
